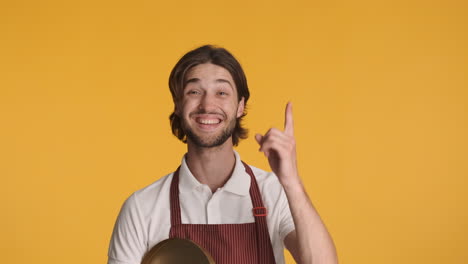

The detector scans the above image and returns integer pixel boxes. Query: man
[108,45,338,264]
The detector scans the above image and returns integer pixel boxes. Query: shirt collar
[178,150,251,196]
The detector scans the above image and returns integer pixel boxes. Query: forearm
[255,102,337,263]
[283,179,338,264]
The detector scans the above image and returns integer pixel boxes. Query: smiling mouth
[196,118,221,125]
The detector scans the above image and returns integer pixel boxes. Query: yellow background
[1,0,467,263]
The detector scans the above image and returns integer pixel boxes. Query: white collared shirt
[108,151,295,264]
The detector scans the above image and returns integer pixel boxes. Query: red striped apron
[169,161,276,264]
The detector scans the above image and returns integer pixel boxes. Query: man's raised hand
[255,102,300,187]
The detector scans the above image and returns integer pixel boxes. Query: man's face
[177,63,245,148]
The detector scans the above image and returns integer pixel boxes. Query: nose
[198,93,217,113]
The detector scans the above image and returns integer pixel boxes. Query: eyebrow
[184,78,234,90]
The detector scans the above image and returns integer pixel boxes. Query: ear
[236,97,245,118]
[174,102,180,117]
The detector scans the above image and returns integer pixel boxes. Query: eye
[187,90,200,95]
[218,91,228,96]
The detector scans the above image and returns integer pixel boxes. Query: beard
[182,114,237,148]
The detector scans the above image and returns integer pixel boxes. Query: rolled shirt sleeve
[278,186,295,243]
[108,193,147,264]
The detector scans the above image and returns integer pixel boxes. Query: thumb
[255,133,263,145]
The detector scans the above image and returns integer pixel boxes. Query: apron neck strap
[170,162,267,226]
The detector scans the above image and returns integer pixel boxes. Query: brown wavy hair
[168,45,250,146]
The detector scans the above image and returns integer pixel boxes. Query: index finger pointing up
[284,101,294,135]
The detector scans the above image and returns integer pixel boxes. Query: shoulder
[247,163,294,246]
[123,172,174,216]
[248,165,284,201]
[249,165,281,187]
[134,172,174,198]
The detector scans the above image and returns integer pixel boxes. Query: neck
[185,140,236,193]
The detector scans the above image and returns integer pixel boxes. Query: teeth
[198,119,220,124]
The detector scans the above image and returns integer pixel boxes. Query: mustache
[189,110,226,118]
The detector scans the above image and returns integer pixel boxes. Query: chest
[179,188,255,224]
